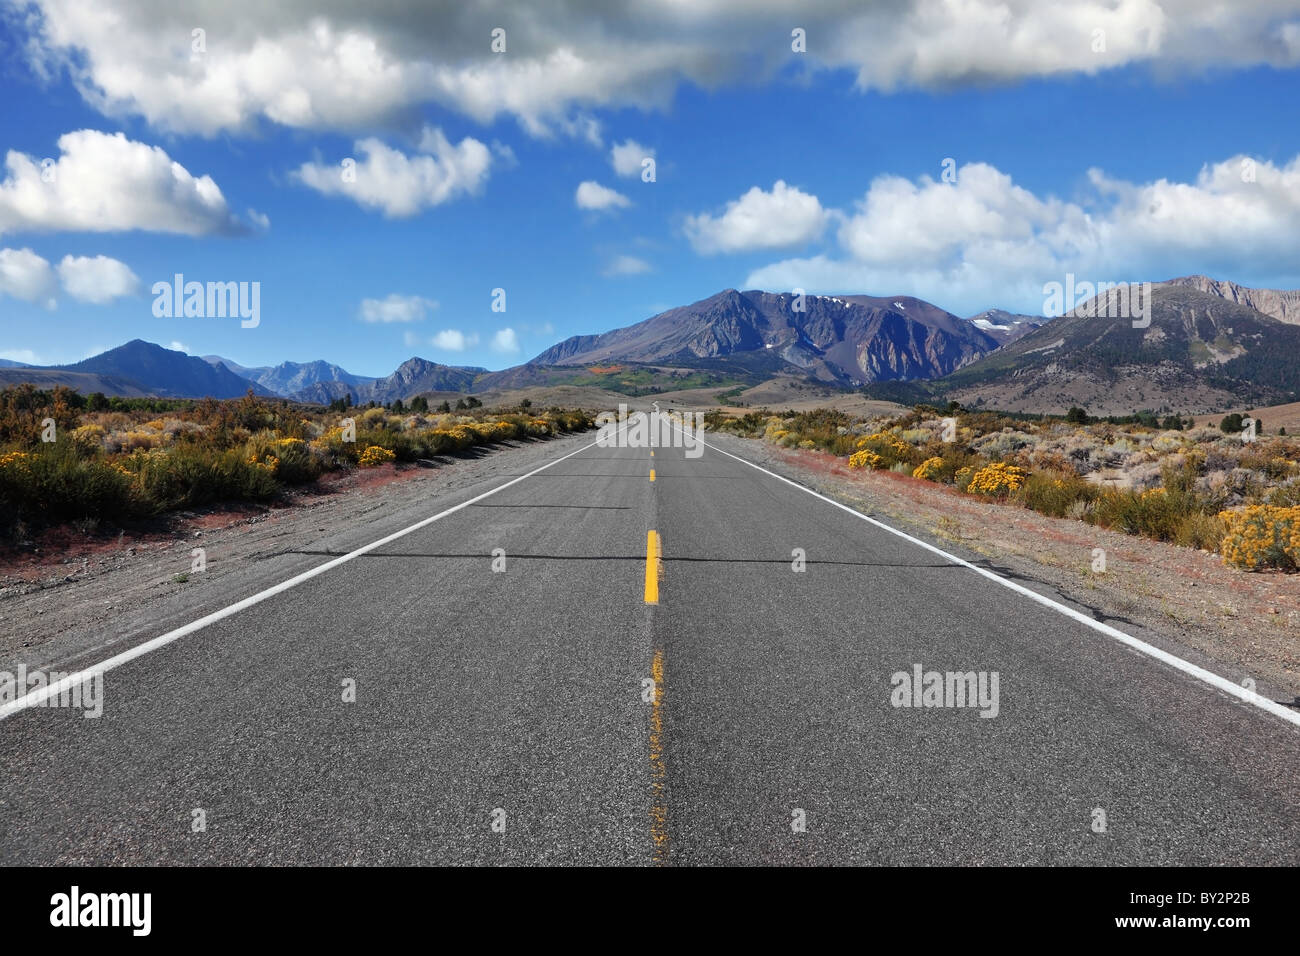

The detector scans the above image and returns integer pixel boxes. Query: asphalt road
[2,423,1299,865]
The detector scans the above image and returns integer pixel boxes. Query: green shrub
[0,442,135,528]
[1016,473,1097,518]
[1173,512,1228,551]
[1094,487,1206,542]
[127,446,278,512]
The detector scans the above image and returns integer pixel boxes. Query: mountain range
[891,279,1300,414]
[1,277,1295,415]
[531,289,1041,385]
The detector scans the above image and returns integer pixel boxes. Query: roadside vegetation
[704,405,1300,571]
[0,385,593,538]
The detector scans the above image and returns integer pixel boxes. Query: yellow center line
[644,530,661,604]
[648,647,668,864]
[649,468,656,482]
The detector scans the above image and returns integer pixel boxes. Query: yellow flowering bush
[912,456,944,481]
[358,445,396,467]
[966,462,1028,496]
[1219,505,1300,570]
[245,432,318,482]
[855,432,910,457]
[70,423,107,453]
[848,450,884,470]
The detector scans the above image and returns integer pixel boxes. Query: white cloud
[0,349,42,365]
[167,340,189,353]
[611,139,654,178]
[359,293,436,323]
[603,254,652,276]
[297,127,492,217]
[491,328,520,353]
[57,254,139,303]
[0,130,242,236]
[560,114,604,147]
[685,181,828,254]
[21,2,1299,138]
[0,247,56,306]
[575,180,630,211]
[745,155,1300,315]
[432,329,479,351]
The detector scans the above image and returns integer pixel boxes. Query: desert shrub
[1219,505,1300,570]
[966,462,1028,496]
[912,456,944,481]
[0,442,135,529]
[358,428,420,461]
[854,432,914,467]
[126,445,279,512]
[244,433,319,484]
[1266,477,1300,507]
[848,450,885,470]
[358,445,397,467]
[1016,473,1097,518]
[311,425,360,464]
[69,423,107,454]
[1173,512,1228,551]
[1092,487,1206,541]
[0,385,81,445]
[972,429,1036,459]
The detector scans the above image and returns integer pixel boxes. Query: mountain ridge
[4,276,1297,413]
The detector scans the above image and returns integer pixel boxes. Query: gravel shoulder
[707,432,1300,705]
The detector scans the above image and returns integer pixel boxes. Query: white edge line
[0,430,611,722]
[692,429,1300,731]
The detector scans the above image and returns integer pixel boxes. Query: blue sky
[2,2,1300,375]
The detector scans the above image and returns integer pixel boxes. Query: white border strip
[0,433,608,722]
[695,431,1300,730]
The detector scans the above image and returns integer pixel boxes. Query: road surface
[2,425,1299,865]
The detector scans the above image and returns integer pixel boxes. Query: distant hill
[0,367,155,396]
[292,358,485,404]
[204,356,376,397]
[530,289,1004,386]
[57,340,276,398]
[925,283,1300,415]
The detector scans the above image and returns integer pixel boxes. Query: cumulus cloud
[685,181,828,254]
[491,327,520,353]
[0,247,56,307]
[57,254,140,303]
[745,155,1300,315]
[603,254,652,276]
[432,329,479,351]
[297,128,492,217]
[575,180,630,211]
[611,139,654,178]
[24,2,1294,138]
[0,130,243,236]
[359,293,436,323]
